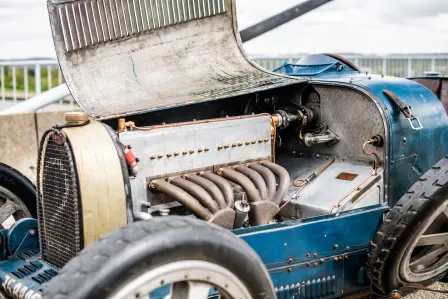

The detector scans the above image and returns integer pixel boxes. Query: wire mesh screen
[37,129,83,269]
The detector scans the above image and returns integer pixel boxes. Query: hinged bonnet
[48,0,302,119]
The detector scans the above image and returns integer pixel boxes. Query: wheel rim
[108,260,253,299]
[0,186,32,229]
[400,199,448,282]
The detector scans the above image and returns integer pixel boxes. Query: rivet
[333,244,339,250]
[224,144,229,149]
[320,258,324,264]
[238,142,243,146]
[258,139,263,143]
[166,153,172,158]
[333,257,339,262]
[198,148,203,153]
[150,155,156,160]
[189,150,195,154]
[264,138,269,142]
[306,252,311,257]
[313,262,319,267]
[288,258,293,264]
[174,152,179,156]
[157,154,163,159]
[314,253,318,257]
[287,267,292,272]
[204,147,209,152]
[306,262,311,267]
[218,145,223,150]
[251,140,256,144]
[245,141,250,145]
[232,143,237,148]
[182,150,188,155]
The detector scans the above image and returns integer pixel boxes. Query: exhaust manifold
[149,161,290,228]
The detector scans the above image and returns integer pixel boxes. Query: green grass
[1,67,64,94]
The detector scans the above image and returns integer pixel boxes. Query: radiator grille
[37,129,83,269]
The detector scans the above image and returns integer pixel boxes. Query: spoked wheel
[400,200,448,283]
[111,260,251,299]
[0,164,36,228]
[45,217,275,299]
[368,156,448,293]
[0,187,33,228]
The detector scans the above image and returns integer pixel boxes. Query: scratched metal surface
[47,0,302,119]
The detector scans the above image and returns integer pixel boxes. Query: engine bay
[111,82,387,229]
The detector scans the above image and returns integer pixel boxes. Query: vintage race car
[0,1,447,298]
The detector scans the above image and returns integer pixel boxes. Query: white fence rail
[251,54,448,77]
[0,54,447,112]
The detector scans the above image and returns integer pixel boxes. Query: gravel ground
[403,282,448,299]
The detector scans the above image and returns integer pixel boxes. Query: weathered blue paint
[276,54,448,205]
[7,219,39,256]
[238,204,386,298]
[0,219,54,297]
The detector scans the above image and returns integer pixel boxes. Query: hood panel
[48,0,302,119]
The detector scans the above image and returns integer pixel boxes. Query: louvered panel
[274,275,337,299]
[82,1,96,45]
[57,6,73,52]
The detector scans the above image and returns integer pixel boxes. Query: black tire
[0,163,36,217]
[367,156,448,293]
[44,216,275,299]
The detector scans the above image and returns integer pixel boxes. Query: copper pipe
[362,141,380,173]
[235,166,269,201]
[261,161,291,205]
[170,178,219,213]
[248,163,277,202]
[200,172,235,208]
[185,175,227,210]
[217,168,262,203]
[124,113,270,131]
[149,180,212,220]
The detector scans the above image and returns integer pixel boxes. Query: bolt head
[29,229,37,236]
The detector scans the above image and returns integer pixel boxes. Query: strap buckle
[404,106,423,131]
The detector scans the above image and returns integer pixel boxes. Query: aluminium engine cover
[47,0,303,120]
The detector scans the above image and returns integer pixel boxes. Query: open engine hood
[48,0,304,120]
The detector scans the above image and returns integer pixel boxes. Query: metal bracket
[303,129,340,147]
[383,90,423,131]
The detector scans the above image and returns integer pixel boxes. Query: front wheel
[367,156,448,293]
[44,217,275,299]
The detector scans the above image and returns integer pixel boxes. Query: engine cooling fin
[37,129,84,269]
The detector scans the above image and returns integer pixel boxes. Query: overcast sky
[0,0,447,59]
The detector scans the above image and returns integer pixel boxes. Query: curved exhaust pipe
[200,172,235,209]
[261,161,291,205]
[235,166,268,201]
[216,168,263,203]
[247,163,277,202]
[170,178,219,213]
[149,180,212,221]
[185,174,227,210]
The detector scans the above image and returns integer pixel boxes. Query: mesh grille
[37,129,83,269]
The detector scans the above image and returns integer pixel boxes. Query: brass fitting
[117,118,136,132]
[65,112,89,124]
[271,114,280,127]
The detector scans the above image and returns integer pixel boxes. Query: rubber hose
[248,163,277,202]
[261,161,291,205]
[200,172,235,208]
[235,166,268,201]
[217,168,262,203]
[150,180,212,220]
[185,175,227,210]
[170,178,219,213]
